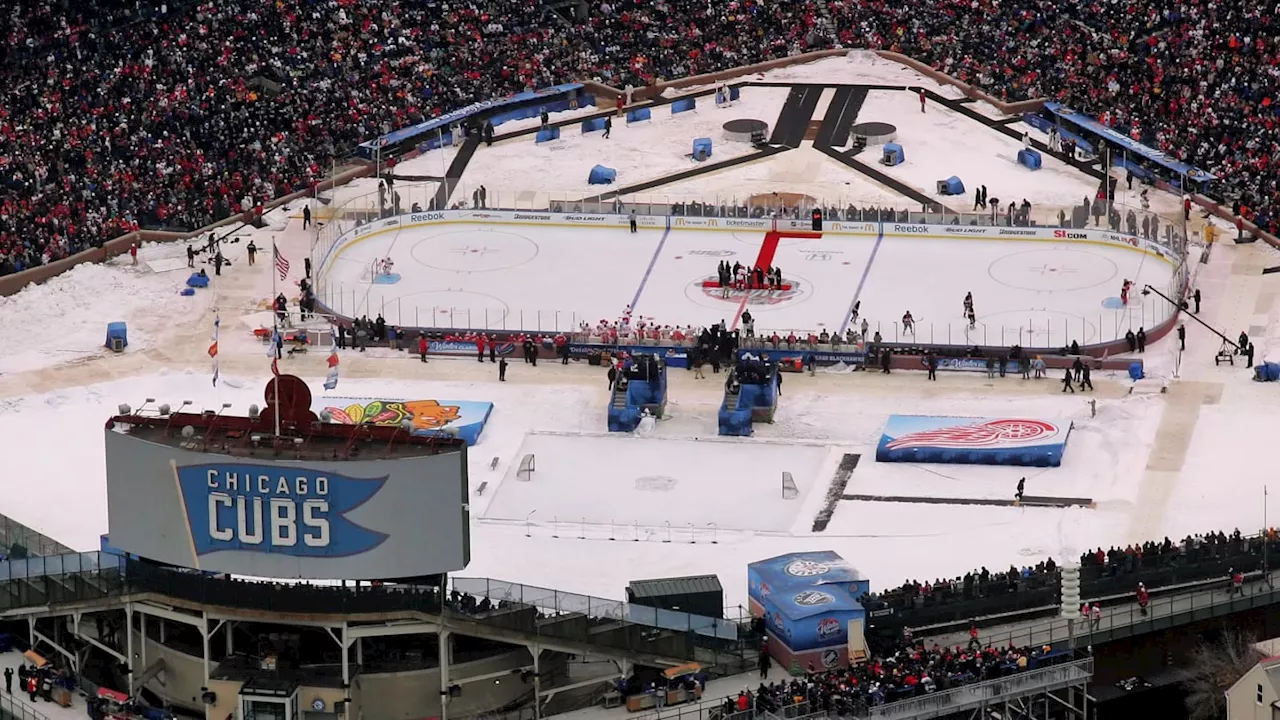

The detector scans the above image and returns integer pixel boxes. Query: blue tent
[881,143,904,166]
[938,175,965,195]
[692,137,713,161]
[588,165,617,185]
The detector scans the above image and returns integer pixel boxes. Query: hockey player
[963,292,973,314]
[850,300,861,326]
[860,317,870,340]
[1120,279,1133,305]
[902,311,915,335]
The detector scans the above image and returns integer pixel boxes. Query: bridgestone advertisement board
[104,430,470,579]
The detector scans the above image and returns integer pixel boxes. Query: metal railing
[309,183,1189,347]
[858,657,1093,720]
[948,568,1280,650]
[450,577,746,641]
[0,512,75,560]
[0,692,51,720]
[0,555,753,669]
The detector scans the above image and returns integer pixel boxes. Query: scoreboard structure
[103,375,470,580]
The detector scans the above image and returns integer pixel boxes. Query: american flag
[208,316,220,386]
[884,419,1057,451]
[274,244,290,280]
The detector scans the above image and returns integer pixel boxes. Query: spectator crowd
[2,0,1277,277]
[860,527,1274,620]
[728,640,1071,715]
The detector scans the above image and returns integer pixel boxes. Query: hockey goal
[782,471,799,499]
[361,258,394,282]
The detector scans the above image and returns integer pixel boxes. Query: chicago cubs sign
[176,464,389,557]
[104,430,470,579]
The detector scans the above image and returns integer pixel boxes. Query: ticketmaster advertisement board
[104,430,470,579]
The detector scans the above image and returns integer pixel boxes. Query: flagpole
[272,235,282,443]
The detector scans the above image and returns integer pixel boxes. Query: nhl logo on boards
[785,559,830,577]
[793,590,836,606]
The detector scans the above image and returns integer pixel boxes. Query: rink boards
[313,209,1181,344]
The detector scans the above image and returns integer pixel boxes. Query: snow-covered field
[858,90,1100,210]
[0,51,1274,614]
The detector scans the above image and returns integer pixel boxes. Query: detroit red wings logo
[885,419,1057,450]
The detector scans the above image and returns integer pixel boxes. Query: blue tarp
[535,126,560,143]
[1017,148,1042,170]
[358,83,586,159]
[1042,102,1216,181]
[671,97,697,114]
[588,165,617,185]
[883,142,904,166]
[626,107,652,124]
[581,117,607,133]
[876,414,1071,467]
[943,175,965,195]
[692,137,713,161]
[1256,362,1280,382]
[186,273,209,288]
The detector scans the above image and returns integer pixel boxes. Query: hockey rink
[316,222,1177,345]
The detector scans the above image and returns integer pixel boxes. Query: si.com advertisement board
[104,430,470,579]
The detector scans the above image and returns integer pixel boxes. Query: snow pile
[0,258,208,374]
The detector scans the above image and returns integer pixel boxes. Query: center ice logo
[785,559,830,577]
[697,277,803,306]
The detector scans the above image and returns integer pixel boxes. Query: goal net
[782,471,799,499]
[362,258,393,283]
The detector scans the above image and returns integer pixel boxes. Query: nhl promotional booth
[747,552,870,673]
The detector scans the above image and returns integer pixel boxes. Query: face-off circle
[987,248,1117,292]
[410,229,539,273]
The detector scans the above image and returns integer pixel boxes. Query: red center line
[729,230,821,331]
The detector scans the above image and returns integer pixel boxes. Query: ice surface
[316,222,1176,344]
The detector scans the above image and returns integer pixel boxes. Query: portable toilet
[936,176,965,196]
[105,322,128,352]
[692,138,713,161]
[881,143,904,166]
